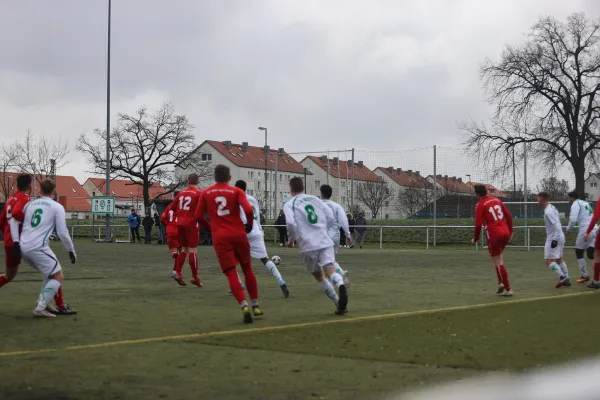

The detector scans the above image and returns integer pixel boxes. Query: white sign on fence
[91,196,115,214]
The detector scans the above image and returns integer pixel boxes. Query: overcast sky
[1,0,598,184]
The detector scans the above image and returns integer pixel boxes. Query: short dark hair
[235,180,247,191]
[40,178,56,196]
[16,174,32,191]
[473,184,487,197]
[289,177,304,193]
[188,173,199,185]
[568,191,579,199]
[538,191,550,201]
[214,164,230,183]
[320,184,333,199]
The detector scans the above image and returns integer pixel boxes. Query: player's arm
[501,202,513,234]
[547,210,562,241]
[238,190,254,232]
[566,202,579,233]
[338,206,351,238]
[160,204,171,225]
[193,193,210,228]
[283,204,297,244]
[11,196,27,222]
[473,203,483,243]
[55,206,76,261]
[586,199,600,235]
[320,200,334,230]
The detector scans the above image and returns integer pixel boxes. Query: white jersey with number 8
[284,194,334,253]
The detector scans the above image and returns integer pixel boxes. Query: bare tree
[15,131,69,183]
[461,13,600,196]
[535,176,571,200]
[395,183,433,219]
[77,103,205,208]
[0,143,19,201]
[356,181,392,219]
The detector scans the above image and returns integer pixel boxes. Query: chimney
[332,157,339,165]
[357,161,364,168]
[458,177,463,183]
[241,142,249,152]
[437,174,442,179]
[451,176,457,181]
[388,166,394,172]
[347,160,354,167]
[444,175,448,180]
[415,171,420,176]
[278,147,285,155]
[320,155,328,163]
[407,169,413,175]
[397,168,402,174]
[223,140,232,150]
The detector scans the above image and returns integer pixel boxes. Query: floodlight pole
[105,0,112,242]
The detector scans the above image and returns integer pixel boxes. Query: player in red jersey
[170,174,204,287]
[583,197,600,289]
[471,184,514,296]
[160,199,181,276]
[195,164,261,324]
[0,174,75,314]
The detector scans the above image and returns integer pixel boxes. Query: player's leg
[329,240,350,288]
[557,239,570,281]
[0,249,20,289]
[217,241,253,323]
[251,234,288,296]
[315,247,347,314]
[172,227,188,285]
[48,286,77,315]
[187,228,202,287]
[575,248,590,283]
[302,251,338,306]
[588,242,600,289]
[26,249,64,318]
[236,238,262,316]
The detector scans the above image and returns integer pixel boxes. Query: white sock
[252,299,259,307]
[549,262,564,278]
[577,259,589,277]
[318,279,339,305]
[240,300,248,308]
[264,260,284,285]
[333,261,344,275]
[559,262,569,278]
[329,271,344,289]
[38,279,60,306]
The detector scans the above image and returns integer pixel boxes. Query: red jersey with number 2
[195,183,253,239]
[474,195,513,242]
[172,186,202,228]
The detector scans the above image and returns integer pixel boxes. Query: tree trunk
[143,181,151,214]
[573,157,586,199]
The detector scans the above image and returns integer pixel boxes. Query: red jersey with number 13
[195,183,253,239]
[172,186,202,228]
[474,195,513,241]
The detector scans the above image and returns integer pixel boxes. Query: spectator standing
[347,213,355,248]
[275,209,287,247]
[154,212,162,244]
[128,209,141,243]
[260,213,266,226]
[355,212,367,249]
[142,213,154,244]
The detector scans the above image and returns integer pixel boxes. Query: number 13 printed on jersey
[489,205,504,221]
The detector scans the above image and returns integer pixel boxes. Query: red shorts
[177,226,199,248]
[166,231,181,249]
[487,232,510,257]
[4,246,21,268]
[213,235,251,272]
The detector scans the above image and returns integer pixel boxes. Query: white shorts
[248,234,268,260]
[22,248,62,277]
[300,247,336,273]
[576,226,597,249]
[544,238,565,260]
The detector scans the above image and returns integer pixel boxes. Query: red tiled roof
[302,156,384,183]
[86,178,169,200]
[0,173,88,198]
[200,140,309,174]
[375,168,433,189]
[467,182,506,197]
[58,196,91,213]
[427,175,472,194]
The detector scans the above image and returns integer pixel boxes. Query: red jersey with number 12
[0,191,30,247]
[474,195,513,241]
[195,183,253,239]
[172,186,202,228]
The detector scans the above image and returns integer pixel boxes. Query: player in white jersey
[234,180,289,298]
[284,177,348,315]
[20,179,77,318]
[319,184,352,288]
[566,191,597,283]
[537,192,570,288]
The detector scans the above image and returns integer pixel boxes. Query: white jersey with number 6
[284,194,334,253]
[20,197,75,253]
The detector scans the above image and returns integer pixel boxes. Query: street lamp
[258,127,268,218]
[466,174,471,183]
[105,0,112,242]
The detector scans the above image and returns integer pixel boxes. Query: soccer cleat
[252,305,264,317]
[280,283,290,298]
[496,285,505,295]
[190,278,203,288]
[33,304,56,318]
[242,306,253,324]
[577,276,591,283]
[54,304,77,315]
[336,284,348,315]
[172,272,186,286]
[45,304,59,314]
[500,289,514,297]
[588,281,600,289]
[556,277,571,288]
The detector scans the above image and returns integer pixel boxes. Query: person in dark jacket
[275,209,287,247]
[142,213,154,244]
[128,209,141,243]
[154,212,162,244]
[355,212,367,249]
[347,213,356,248]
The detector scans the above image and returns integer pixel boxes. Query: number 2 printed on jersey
[215,196,230,216]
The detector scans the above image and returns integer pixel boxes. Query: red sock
[494,265,502,285]
[225,268,246,304]
[0,274,7,289]
[175,252,187,276]
[171,252,178,271]
[498,265,511,291]
[189,252,199,281]
[54,286,65,308]
[241,262,259,301]
[594,262,600,281]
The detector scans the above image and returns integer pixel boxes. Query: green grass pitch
[0,242,599,400]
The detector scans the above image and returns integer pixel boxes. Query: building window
[201,153,212,161]
[341,196,346,204]
[258,172,261,177]
[315,180,320,188]
[257,182,261,190]
[384,201,389,207]
[341,180,346,187]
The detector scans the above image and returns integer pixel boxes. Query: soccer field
[1,243,599,400]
